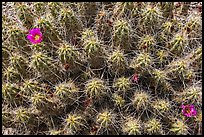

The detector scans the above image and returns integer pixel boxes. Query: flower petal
[27,28,43,44]
[29,28,41,34]
[27,34,34,41]
[181,104,185,108]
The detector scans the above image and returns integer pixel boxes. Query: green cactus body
[139,35,155,52]
[85,78,106,100]
[21,80,41,96]
[2,83,21,102]
[33,2,46,16]
[15,3,34,29]
[36,17,61,42]
[132,91,150,111]
[59,7,82,38]
[48,2,62,19]
[114,77,130,95]
[3,66,20,82]
[130,52,152,73]
[7,26,28,48]
[96,110,117,133]
[108,50,127,74]
[2,2,202,135]
[30,52,53,73]
[113,20,131,51]
[152,99,170,115]
[112,93,125,107]
[55,81,79,103]
[10,54,28,75]
[57,43,79,64]
[170,119,189,135]
[122,117,142,135]
[64,113,85,133]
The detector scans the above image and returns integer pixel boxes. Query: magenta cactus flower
[181,104,197,117]
[27,28,43,44]
[132,73,139,83]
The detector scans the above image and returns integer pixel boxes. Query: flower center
[185,107,191,114]
[35,34,40,40]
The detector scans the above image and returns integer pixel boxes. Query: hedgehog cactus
[85,78,106,100]
[96,110,118,134]
[170,119,189,135]
[54,81,79,103]
[108,49,128,74]
[2,83,21,103]
[30,52,53,73]
[14,107,30,125]
[63,113,86,133]
[57,43,79,64]
[15,3,34,29]
[114,77,131,95]
[113,19,131,51]
[21,79,41,96]
[2,2,202,135]
[59,6,82,40]
[144,118,163,135]
[132,91,151,111]
[122,117,142,135]
[151,99,170,115]
[130,52,152,73]
[3,66,20,82]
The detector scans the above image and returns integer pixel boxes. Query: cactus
[85,78,106,100]
[82,31,106,69]
[79,2,98,26]
[132,91,151,111]
[7,25,28,51]
[57,42,80,64]
[33,2,46,16]
[48,2,63,19]
[63,113,86,133]
[114,77,131,95]
[112,93,125,107]
[21,79,41,96]
[140,3,163,32]
[113,19,131,51]
[168,32,188,55]
[130,52,152,74]
[15,3,34,29]
[59,6,82,39]
[138,35,155,52]
[54,81,79,104]
[30,52,54,73]
[2,83,22,104]
[96,110,118,134]
[175,86,202,106]
[144,118,163,135]
[170,119,189,135]
[108,49,128,74]
[3,66,20,82]
[9,53,28,75]
[122,116,142,135]
[2,105,13,127]
[14,107,30,126]
[151,99,170,115]
[2,2,202,135]
[35,17,61,42]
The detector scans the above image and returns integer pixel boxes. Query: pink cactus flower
[27,28,43,44]
[181,104,197,117]
[132,73,139,83]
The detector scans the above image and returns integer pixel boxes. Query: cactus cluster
[2,2,202,135]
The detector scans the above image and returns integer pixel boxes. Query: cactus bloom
[181,104,197,117]
[132,73,139,83]
[27,28,43,44]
